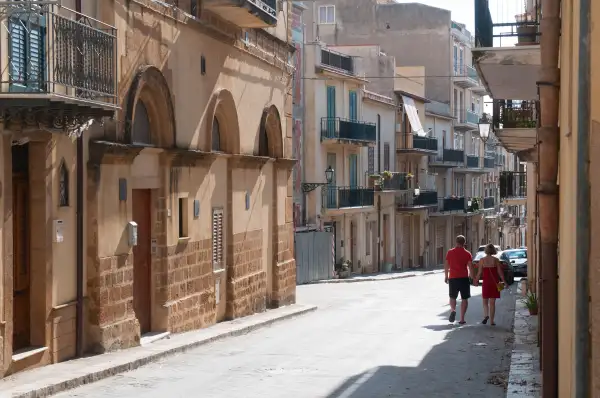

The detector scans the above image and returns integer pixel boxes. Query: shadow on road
[325,292,515,398]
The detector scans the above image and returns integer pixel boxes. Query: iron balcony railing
[475,0,541,48]
[493,100,538,129]
[396,190,438,209]
[483,156,495,168]
[430,148,465,164]
[440,197,465,212]
[321,48,354,75]
[321,117,377,143]
[382,173,409,191]
[322,186,374,209]
[483,196,495,209]
[500,171,527,199]
[466,155,480,168]
[1,3,117,106]
[466,110,479,125]
[413,135,438,151]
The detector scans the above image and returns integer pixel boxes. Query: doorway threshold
[12,346,48,361]
[140,331,170,346]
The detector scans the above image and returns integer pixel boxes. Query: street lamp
[478,113,492,143]
[302,166,334,193]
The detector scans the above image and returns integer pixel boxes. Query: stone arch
[258,105,284,158]
[205,89,240,154]
[124,65,176,147]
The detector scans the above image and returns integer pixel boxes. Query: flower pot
[528,307,538,316]
[517,25,538,44]
[384,263,393,273]
[338,270,350,279]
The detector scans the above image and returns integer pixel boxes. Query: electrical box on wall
[128,221,138,246]
[53,219,64,243]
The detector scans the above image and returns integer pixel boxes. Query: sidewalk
[311,266,444,284]
[0,304,317,398]
[506,290,541,397]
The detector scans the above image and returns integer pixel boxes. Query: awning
[402,96,426,136]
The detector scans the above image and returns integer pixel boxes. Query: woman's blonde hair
[485,243,497,256]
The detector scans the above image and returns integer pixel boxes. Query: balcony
[483,156,495,169]
[0,3,118,130]
[396,133,438,155]
[493,100,538,152]
[203,0,277,28]
[429,148,465,167]
[483,196,495,209]
[453,64,479,89]
[321,117,376,146]
[466,155,480,168]
[381,173,409,191]
[396,190,438,211]
[318,48,355,77]
[322,186,374,210]
[454,110,479,132]
[473,0,541,99]
[500,171,527,203]
[430,196,483,215]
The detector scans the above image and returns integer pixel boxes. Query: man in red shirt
[445,235,474,324]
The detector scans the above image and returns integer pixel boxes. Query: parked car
[472,251,515,285]
[499,248,528,276]
[477,245,501,253]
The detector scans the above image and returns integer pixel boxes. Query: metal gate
[295,231,334,284]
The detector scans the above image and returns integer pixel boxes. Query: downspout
[575,0,591,394]
[537,0,560,395]
[75,0,85,358]
[377,114,381,272]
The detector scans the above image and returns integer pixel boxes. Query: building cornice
[363,90,396,108]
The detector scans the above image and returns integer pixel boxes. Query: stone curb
[310,268,445,284]
[1,304,318,398]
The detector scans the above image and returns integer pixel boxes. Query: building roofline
[395,89,431,104]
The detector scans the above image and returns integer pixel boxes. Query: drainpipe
[377,115,382,272]
[537,0,560,395]
[575,0,591,394]
[75,0,85,358]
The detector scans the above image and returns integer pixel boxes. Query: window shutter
[28,23,43,90]
[212,209,224,270]
[367,147,374,175]
[383,143,390,171]
[9,19,26,86]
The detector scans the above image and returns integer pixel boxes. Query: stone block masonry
[163,239,216,333]
[273,223,296,307]
[227,230,267,319]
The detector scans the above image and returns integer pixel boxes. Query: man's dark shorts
[449,277,471,300]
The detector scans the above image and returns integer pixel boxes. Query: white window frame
[318,5,335,24]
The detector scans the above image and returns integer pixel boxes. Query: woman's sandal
[482,316,489,325]
[491,322,496,326]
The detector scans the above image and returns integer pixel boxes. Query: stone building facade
[0,0,295,377]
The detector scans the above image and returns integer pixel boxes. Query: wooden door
[132,189,152,334]
[350,221,356,268]
[13,176,30,350]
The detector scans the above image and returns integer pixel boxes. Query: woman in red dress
[475,244,507,326]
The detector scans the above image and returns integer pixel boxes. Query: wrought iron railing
[483,156,495,168]
[500,171,527,199]
[396,190,437,208]
[1,3,117,106]
[440,197,466,212]
[430,148,465,164]
[466,155,480,168]
[493,100,538,129]
[413,135,438,151]
[321,117,377,143]
[321,48,354,75]
[382,173,409,191]
[475,0,541,48]
[322,186,374,209]
[483,196,495,209]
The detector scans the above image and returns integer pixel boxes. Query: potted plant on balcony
[381,170,393,180]
[368,174,381,189]
[406,172,414,179]
[523,291,538,315]
[515,7,538,45]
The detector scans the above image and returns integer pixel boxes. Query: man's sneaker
[449,311,456,323]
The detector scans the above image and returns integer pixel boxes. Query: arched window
[258,125,269,156]
[132,101,152,145]
[212,117,221,152]
[59,160,69,207]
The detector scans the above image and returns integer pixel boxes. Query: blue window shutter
[28,25,43,90]
[349,91,357,121]
[9,19,26,88]
[349,154,358,188]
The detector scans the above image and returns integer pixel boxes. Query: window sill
[178,237,190,243]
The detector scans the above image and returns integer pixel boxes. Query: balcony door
[326,152,337,208]
[348,154,358,188]
[349,90,357,121]
[326,86,336,137]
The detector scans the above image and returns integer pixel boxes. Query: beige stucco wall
[395,66,425,98]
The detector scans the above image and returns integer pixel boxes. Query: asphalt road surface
[54,273,516,398]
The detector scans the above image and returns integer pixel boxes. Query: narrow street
[54,274,516,398]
